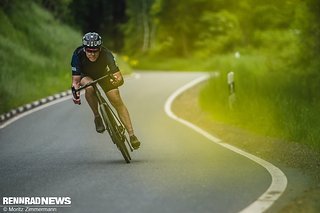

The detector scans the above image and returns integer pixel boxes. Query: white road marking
[164,74,288,213]
[0,72,287,212]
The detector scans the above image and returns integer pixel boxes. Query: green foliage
[195,10,242,57]
[129,0,320,150]
[0,0,319,149]
[68,0,126,51]
[200,58,320,150]
[0,1,81,114]
[122,0,155,54]
[123,0,304,62]
[0,1,132,114]
[39,0,73,22]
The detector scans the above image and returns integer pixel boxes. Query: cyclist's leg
[101,81,140,149]
[81,77,105,133]
[105,88,134,136]
[80,77,99,117]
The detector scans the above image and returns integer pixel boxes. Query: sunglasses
[85,48,100,53]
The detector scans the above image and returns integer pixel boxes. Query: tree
[122,0,154,54]
[69,0,126,51]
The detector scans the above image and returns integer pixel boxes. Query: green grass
[134,52,268,73]
[198,54,320,150]
[0,2,131,114]
[133,55,225,71]
[0,2,81,114]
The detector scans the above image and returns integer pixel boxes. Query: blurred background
[0,0,319,150]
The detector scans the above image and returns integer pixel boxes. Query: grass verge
[0,2,80,114]
[172,82,320,212]
[197,53,320,151]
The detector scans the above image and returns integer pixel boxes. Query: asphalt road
[0,72,272,213]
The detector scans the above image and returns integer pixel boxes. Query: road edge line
[164,74,288,213]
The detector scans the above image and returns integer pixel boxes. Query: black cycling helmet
[82,32,102,49]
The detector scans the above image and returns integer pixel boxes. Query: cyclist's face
[85,48,100,62]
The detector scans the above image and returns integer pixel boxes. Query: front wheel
[100,104,131,163]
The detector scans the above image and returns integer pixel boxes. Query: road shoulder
[171,82,320,213]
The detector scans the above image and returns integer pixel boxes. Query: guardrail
[0,90,72,126]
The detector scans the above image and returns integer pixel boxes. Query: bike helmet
[82,32,102,49]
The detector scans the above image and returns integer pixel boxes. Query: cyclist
[70,32,140,149]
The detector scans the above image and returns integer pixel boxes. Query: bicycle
[72,74,133,163]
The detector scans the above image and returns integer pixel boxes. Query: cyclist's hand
[110,75,119,85]
[71,86,81,105]
[110,72,123,87]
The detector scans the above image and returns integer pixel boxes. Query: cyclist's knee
[86,86,94,93]
[85,86,95,95]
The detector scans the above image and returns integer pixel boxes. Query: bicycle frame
[74,74,132,163]
[93,83,124,140]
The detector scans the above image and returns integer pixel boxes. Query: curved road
[1,72,275,213]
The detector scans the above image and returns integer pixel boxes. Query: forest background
[0,0,320,150]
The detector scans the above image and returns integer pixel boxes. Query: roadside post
[228,71,236,109]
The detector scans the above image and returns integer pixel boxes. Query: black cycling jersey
[71,46,120,80]
[71,46,122,93]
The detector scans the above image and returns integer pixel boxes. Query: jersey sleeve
[106,51,120,74]
[71,52,81,76]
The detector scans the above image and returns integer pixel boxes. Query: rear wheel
[100,104,131,163]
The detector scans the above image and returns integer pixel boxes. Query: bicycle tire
[113,121,131,162]
[100,104,131,163]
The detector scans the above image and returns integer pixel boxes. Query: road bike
[73,74,132,163]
